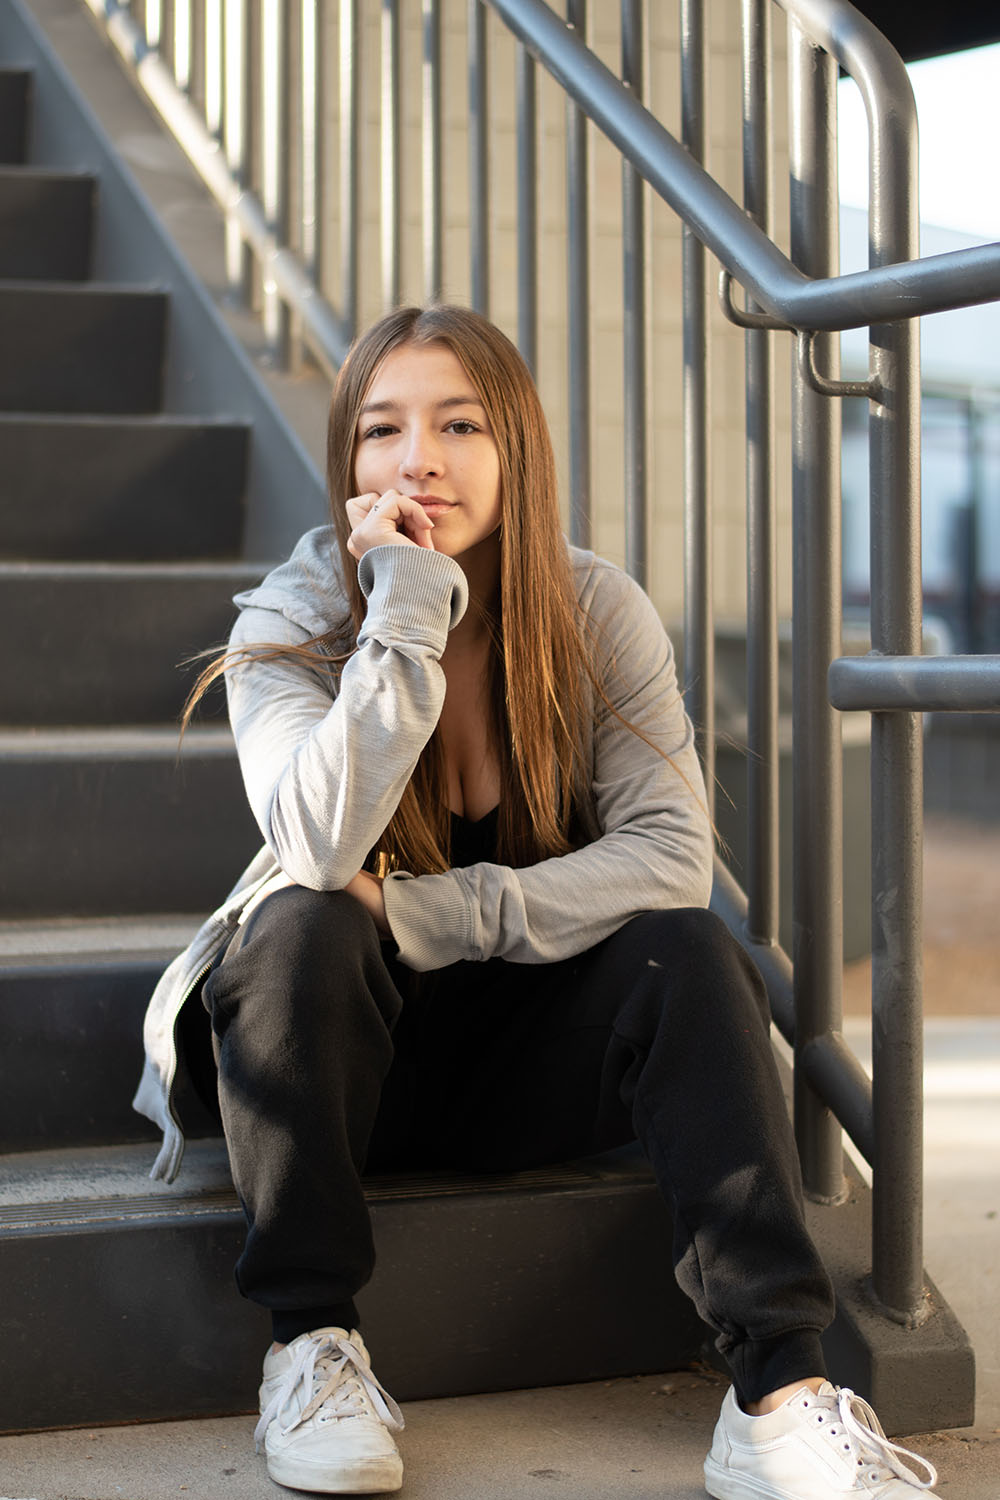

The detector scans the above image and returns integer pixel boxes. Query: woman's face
[353,341,502,561]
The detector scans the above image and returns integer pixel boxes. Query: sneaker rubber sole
[704,1455,787,1500]
[266,1447,403,1494]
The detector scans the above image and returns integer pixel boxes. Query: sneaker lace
[254,1330,404,1450]
[819,1388,938,1490]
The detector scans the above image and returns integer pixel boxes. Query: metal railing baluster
[423,0,443,303]
[565,0,590,549]
[680,0,714,815]
[260,0,293,360]
[341,0,360,341]
[788,18,846,1205]
[300,0,320,290]
[203,0,222,135]
[516,41,537,372]
[223,0,251,298]
[381,0,402,312]
[621,0,647,589]
[741,0,779,948]
[469,0,490,315]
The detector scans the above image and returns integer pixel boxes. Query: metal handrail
[490,0,1000,331]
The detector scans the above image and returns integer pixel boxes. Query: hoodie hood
[233,526,347,637]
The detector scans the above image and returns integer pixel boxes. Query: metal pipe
[174,0,192,90]
[788,21,845,1203]
[565,0,590,548]
[741,0,779,946]
[341,0,360,340]
[260,0,292,361]
[829,655,1000,712]
[712,860,875,1167]
[681,0,713,816]
[485,0,1000,331]
[222,0,251,299]
[621,0,646,588]
[381,0,402,311]
[862,19,926,1325]
[516,41,538,371]
[203,0,222,136]
[423,0,443,303]
[468,0,490,315]
[300,0,320,282]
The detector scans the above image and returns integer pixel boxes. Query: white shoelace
[810,1387,938,1490]
[254,1330,404,1451]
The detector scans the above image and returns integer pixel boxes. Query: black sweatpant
[201,886,834,1405]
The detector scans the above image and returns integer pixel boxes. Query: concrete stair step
[0,414,249,560]
[0,560,264,723]
[0,1138,701,1432]
[0,916,210,1152]
[0,68,29,164]
[0,165,94,278]
[0,726,262,917]
[0,281,167,413]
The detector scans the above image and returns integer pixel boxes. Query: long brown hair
[186,305,593,873]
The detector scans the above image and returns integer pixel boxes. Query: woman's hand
[343,869,391,939]
[346,490,436,560]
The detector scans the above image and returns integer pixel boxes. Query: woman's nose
[400,425,442,478]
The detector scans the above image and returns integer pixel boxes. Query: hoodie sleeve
[225,543,467,890]
[381,560,713,969]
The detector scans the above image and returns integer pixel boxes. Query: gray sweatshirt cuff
[382,868,479,970]
[358,546,468,648]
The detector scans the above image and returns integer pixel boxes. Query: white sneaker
[255,1326,404,1494]
[704,1382,940,1499]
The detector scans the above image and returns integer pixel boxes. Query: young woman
[136,305,939,1499]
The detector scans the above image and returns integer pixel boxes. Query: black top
[449,806,500,869]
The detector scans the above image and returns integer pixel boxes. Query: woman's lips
[411,495,456,515]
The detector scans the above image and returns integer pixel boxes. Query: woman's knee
[205,884,398,1039]
[612,907,771,1033]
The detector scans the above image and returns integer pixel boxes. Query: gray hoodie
[134,527,712,1181]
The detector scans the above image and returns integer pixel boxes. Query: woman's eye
[361,423,395,440]
[448,419,479,435]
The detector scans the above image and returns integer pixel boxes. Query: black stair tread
[0,726,261,918]
[0,283,168,415]
[0,1138,657,1230]
[0,914,203,966]
[0,723,235,756]
[0,563,267,724]
[0,69,30,165]
[0,166,95,280]
[0,559,267,579]
[0,1137,696,1429]
[0,411,250,561]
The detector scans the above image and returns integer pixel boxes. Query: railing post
[741,0,780,947]
[469,0,490,316]
[381,0,402,312]
[565,0,591,548]
[787,19,845,1203]
[423,0,444,303]
[621,0,647,589]
[260,0,293,362]
[516,41,538,371]
[341,0,361,341]
[865,33,926,1325]
[223,0,252,300]
[680,0,714,815]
